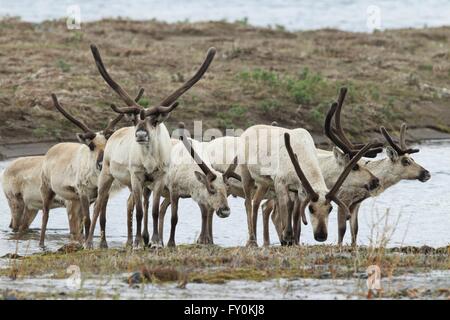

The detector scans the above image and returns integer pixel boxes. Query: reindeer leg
[262,199,274,247]
[39,183,55,249]
[126,193,134,248]
[158,197,170,245]
[337,206,347,246]
[86,167,114,249]
[197,203,208,244]
[271,203,284,244]
[167,193,179,248]
[66,200,82,243]
[79,194,92,243]
[142,187,151,246]
[150,182,163,247]
[292,198,301,245]
[275,182,293,246]
[131,174,145,249]
[99,194,109,249]
[350,204,360,247]
[206,207,214,245]
[249,184,269,247]
[241,165,257,247]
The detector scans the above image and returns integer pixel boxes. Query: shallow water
[1,270,449,300]
[0,140,449,256]
[1,0,450,32]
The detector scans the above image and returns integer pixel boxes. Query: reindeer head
[180,132,240,218]
[284,133,375,242]
[90,44,216,145]
[380,124,430,183]
[50,94,124,171]
[324,87,382,194]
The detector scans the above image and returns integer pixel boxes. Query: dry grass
[1,244,448,285]
[1,18,450,144]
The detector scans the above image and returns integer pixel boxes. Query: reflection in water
[0,141,449,256]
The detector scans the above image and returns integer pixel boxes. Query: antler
[284,133,319,201]
[327,87,383,158]
[51,94,96,140]
[223,156,241,182]
[326,142,374,199]
[91,44,143,115]
[104,88,144,137]
[380,125,419,155]
[142,47,216,118]
[179,131,217,194]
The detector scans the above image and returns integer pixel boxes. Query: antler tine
[333,87,355,148]
[284,133,319,201]
[326,142,374,199]
[324,102,353,155]
[332,87,383,158]
[380,126,404,155]
[51,94,94,134]
[154,47,216,109]
[399,123,407,150]
[143,101,179,117]
[179,131,216,180]
[104,88,144,134]
[90,44,142,113]
[223,156,241,182]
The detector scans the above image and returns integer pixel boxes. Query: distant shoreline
[1,127,449,160]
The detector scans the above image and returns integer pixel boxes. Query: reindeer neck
[366,158,400,192]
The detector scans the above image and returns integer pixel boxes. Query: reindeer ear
[333,147,350,166]
[386,146,399,162]
[194,171,207,184]
[76,133,95,151]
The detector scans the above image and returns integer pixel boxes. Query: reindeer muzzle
[418,170,431,182]
[216,207,230,218]
[366,177,380,191]
[135,129,149,143]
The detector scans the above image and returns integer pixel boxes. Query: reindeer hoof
[167,240,176,248]
[84,241,94,250]
[246,240,258,247]
[142,232,150,246]
[99,240,108,249]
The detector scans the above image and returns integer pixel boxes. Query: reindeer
[38,94,126,247]
[238,118,377,246]
[1,156,81,236]
[158,131,239,246]
[336,123,431,245]
[85,44,216,248]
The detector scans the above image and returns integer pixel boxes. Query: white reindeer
[336,123,431,245]
[1,156,81,237]
[159,131,239,246]
[85,44,216,248]
[39,94,125,247]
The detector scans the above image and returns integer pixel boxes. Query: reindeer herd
[1,45,431,250]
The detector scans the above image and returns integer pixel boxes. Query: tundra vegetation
[1,18,450,144]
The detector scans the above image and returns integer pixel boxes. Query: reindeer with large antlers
[38,94,127,247]
[86,44,216,248]
[336,123,430,245]
[237,118,376,245]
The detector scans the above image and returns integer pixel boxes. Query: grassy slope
[0,18,450,145]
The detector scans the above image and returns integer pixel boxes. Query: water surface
[0,140,448,256]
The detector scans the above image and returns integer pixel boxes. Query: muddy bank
[1,18,450,147]
[0,245,448,299]
[1,128,449,160]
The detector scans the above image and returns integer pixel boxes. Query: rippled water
[1,0,450,32]
[0,140,449,256]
